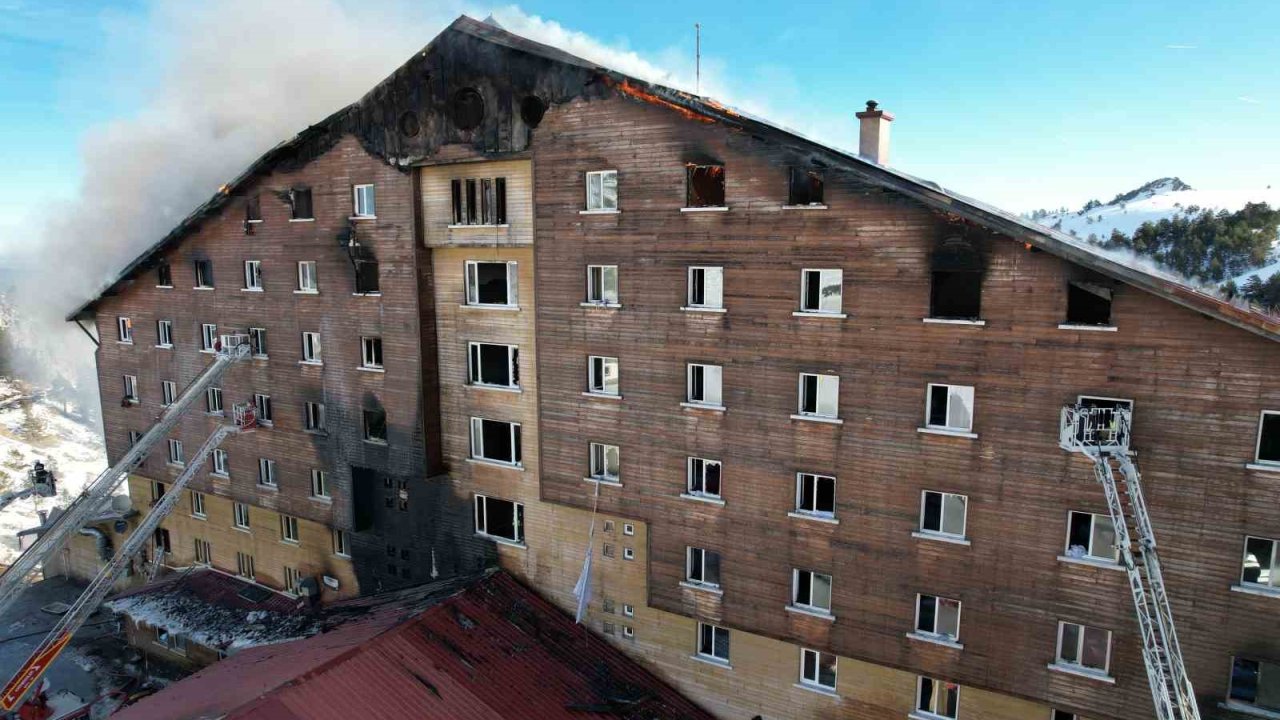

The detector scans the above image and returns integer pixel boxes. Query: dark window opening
[1258,413,1280,463]
[352,466,378,532]
[471,343,513,387]
[154,528,171,554]
[474,262,510,304]
[482,420,514,463]
[686,165,725,208]
[927,385,950,427]
[398,110,421,137]
[157,262,172,287]
[788,168,824,206]
[1067,281,1113,326]
[929,238,983,320]
[450,178,507,226]
[520,96,547,128]
[245,195,261,222]
[355,260,379,293]
[194,259,214,288]
[363,409,387,444]
[475,496,523,543]
[290,188,313,220]
[451,88,485,131]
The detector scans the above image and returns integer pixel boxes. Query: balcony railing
[1060,404,1131,454]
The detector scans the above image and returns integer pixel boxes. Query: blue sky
[2,0,1278,237]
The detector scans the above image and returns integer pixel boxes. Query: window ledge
[679,580,724,595]
[156,285,173,289]
[785,604,835,621]
[680,492,725,506]
[788,511,839,525]
[241,287,264,293]
[912,531,971,547]
[922,317,986,326]
[680,402,726,413]
[257,484,279,492]
[362,439,388,447]
[579,301,623,309]
[357,366,386,374]
[310,495,333,504]
[467,383,522,394]
[1057,554,1123,571]
[192,286,215,291]
[1245,462,1280,473]
[792,311,848,319]
[155,344,173,350]
[293,289,319,295]
[681,206,729,213]
[689,653,732,670]
[288,218,315,223]
[199,348,216,355]
[790,414,843,425]
[352,292,382,297]
[1057,323,1118,332]
[465,457,525,472]
[252,354,268,361]
[681,306,727,314]
[782,204,829,211]
[917,427,978,440]
[298,361,324,367]
[582,391,623,401]
[584,476,622,487]
[1231,583,1280,599]
[459,303,521,312]
[793,682,839,698]
[280,540,300,547]
[191,514,207,521]
[233,526,251,534]
[349,215,376,221]
[579,209,620,215]
[165,462,185,469]
[448,223,513,230]
[906,632,964,650]
[1046,662,1115,684]
[476,533,527,549]
[910,712,955,720]
[245,219,263,224]
[1220,701,1280,720]
[116,340,133,346]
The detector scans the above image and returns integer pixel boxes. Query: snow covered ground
[0,377,106,566]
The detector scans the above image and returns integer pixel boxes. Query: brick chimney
[856,100,894,165]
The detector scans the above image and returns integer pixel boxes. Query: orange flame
[611,79,716,124]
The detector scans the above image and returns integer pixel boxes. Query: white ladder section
[1061,405,1200,720]
[0,336,251,622]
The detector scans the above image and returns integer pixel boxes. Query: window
[284,566,304,595]
[797,373,839,419]
[792,569,833,614]
[211,449,228,477]
[1241,536,1280,589]
[311,469,329,499]
[450,177,507,225]
[280,514,300,543]
[795,473,836,518]
[788,168,824,206]
[1229,656,1280,714]
[129,430,142,447]
[686,364,723,407]
[585,170,618,211]
[930,238,983,320]
[153,527,171,554]
[623,604,635,617]
[474,495,524,543]
[187,491,206,519]
[194,538,211,564]
[589,443,620,482]
[236,551,255,579]
[297,261,318,292]
[333,528,350,557]
[696,622,730,663]
[201,323,217,352]
[687,457,722,499]
[258,458,277,487]
[206,387,223,414]
[468,342,519,388]
[117,317,133,343]
[363,408,388,444]
[243,260,262,290]
[1055,621,1112,676]
[1066,281,1113,326]
[1074,395,1132,448]
[355,260,380,294]
[920,491,967,540]
[361,337,383,369]
[623,523,635,536]
[289,187,313,220]
[586,265,619,305]
[233,502,250,530]
[150,480,166,502]
[1052,711,1078,720]
[167,439,183,466]
[469,417,521,466]
[800,269,843,314]
[304,401,326,433]
[245,194,261,222]
[916,676,959,719]
[301,331,322,363]
[465,261,518,306]
[156,320,172,347]
[123,375,139,404]
[915,594,962,643]
[1065,511,1119,563]
[254,393,273,426]
[352,184,376,217]
[686,165,725,208]
[157,261,172,287]
[194,259,214,288]
[800,648,837,691]
[1256,411,1280,465]
[686,267,724,310]
[685,547,721,589]
[154,627,187,654]
[925,384,975,433]
[159,380,175,407]
[588,356,620,396]
[249,327,267,358]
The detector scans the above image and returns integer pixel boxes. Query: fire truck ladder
[1059,405,1200,720]
[0,334,252,622]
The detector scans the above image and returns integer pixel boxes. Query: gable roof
[67,15,1280,344]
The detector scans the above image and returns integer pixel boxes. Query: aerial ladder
[1060,404,1201,720]
[0,462,57,513]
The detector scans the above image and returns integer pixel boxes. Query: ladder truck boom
[0,335,251,623]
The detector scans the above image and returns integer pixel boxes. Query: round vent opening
[450,88,485,131]
[398,111,421,137]
[520,96,547,128]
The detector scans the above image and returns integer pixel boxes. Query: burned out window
[470,417,521,466]
[354,261,379,294]
[468,342,518,388]
[788,168,824,206]
[465,261,517,306]
[245,195,262,223]
[1230,656,1280,714]
[475,495,523,543]
[450,178,507,226]
[156,261,172,287]
[289,188,313,220]
[929,238,983,320]
[153,527,171,554]
[1256,412,1280,465]
[1066,281,1113,326]
[685,164,725,208]
[194,259,214,288]
[363,408,388,444]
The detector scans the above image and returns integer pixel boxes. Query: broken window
[129,430,142,448]
[788,168,824,207]
[1256,411,1280,465]
[792,569,833,614]
[795,473,835,518]
[157,261,172,287]
[354,260,379,294]
[929,238,983,320]
[1055,621,1111,676]
[205,387,223,415]
[154,626,186,654]
[290,188,313,220]
[211,449,227,477]
[363,408,387,444]
[1065,511,1118,563]
[297,261,318,292]
[450,177,507,225]
[800,648,837,691]
[926,384,975,433]
[361,337,383,370]
[468,342,518,388]
[1053,711,1078,720]
[117,317,133,343]
[588,356,620,396]
[915,594,962,642]
[686,457,722,499]
[153,527,170,554]
[1230,657,1280,713]
[305,401,325,433]
[233,502,250,529]
[686,364,723,407]
[243,260,262,290]
[254,393,272,425]
[685,546,721,588]
[352,184,376,218]
[917,676,959,719]
[194,538,211,564]
[245,194,261,223]
[686,267,724,310]
[800,269,842,315]
[191,491,206,517]
[236,551,255,579]
[258,458,276,487]
[685,164,725,208]
[696,623,730,663]
[920,491,967,539]
[201,323,217,352]
[586,265,619,305]
[797,373,839,419]
[1241,536,1279,589]
[284,566,303,595]
[249,327,267,358]
[333,529,349,557]
[194,259,214,288]
[469,417,521,466]
[585,170,618,211]
[280,514,299,543]
[122,375,138,405]
[474,495,523,543]
[301,331,322,364]
[589,442,620,482]
[156,320,172,348]
[166,439,182,466]
[1066,281,1113,326]
[465,260,517,306]
[150,480,166,502]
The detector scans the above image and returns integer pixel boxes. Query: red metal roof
[112,571,714,720]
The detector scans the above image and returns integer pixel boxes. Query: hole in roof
[399,111,421,137]
[238,584,272,603]
[520,96,547,128]
[451,88,485,131]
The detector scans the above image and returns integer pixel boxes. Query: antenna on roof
[695,23,701,96]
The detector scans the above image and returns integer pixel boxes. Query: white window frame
[333,528,350,557]
[685,546,721,588]
[1064,511,1119,563]
[916,676,959,719]
[924,383,976,434]
[1228,656,1280,714]
[467,342,519,388]
[258,458,277,487]
[792,568,834,615]
[584,170,618,212]
[117,317,133,343]
[914,593,962,643]
[1240,535,1280,590]
[685,363,723,408]
[585,264,620,306]
[160,380,176,406]
[797,373,840,419]
[695,622,730,663]
[795,472,836,519]
[193,537,211,564]
[918,490,968,540]
[305,401,326,432]
[191,491,207,518]
[588,442,620,483]
[469,417,522,467]
[311,469,329,499]
[194,259,214,288]
[1054,621,1112,677]
[280,514,300,544]
[799,268,843,315]
[243,260,262,291]
[474,494,524,544]
[249,327,268,358]
[799,647,837,692]
[284,565,303,595]
[201,323,218,352]
[211,449,228,477]
[686,266,724,310]
[167,439,183,466]
[206,387,223,415]
[235,551,255,579]
[232,502,250,530]
[686,457,722,500]
[360,336,384,370]
[352,183,376,218]
[464,260,518,307]
[588,355,620,396]
[123,375,138,404]
[296,261,318,293]
[156,320,173,348]
[301,331,322,364]
[1255,410,1280,465]
[254,393,273,426]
